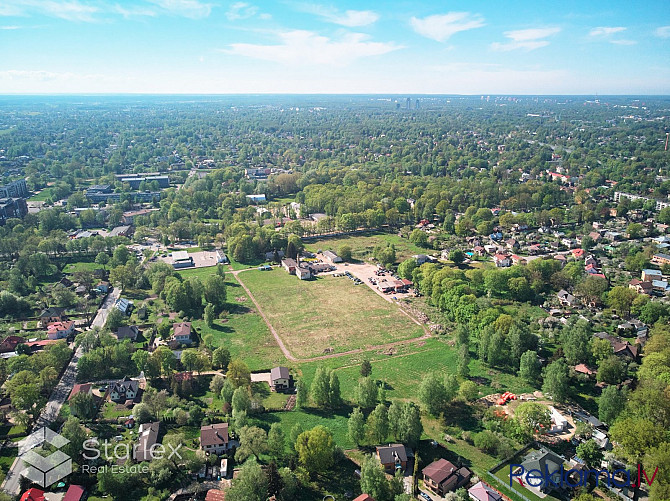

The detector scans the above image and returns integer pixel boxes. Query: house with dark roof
[422,458,472,496]
[468,481,502,501]
[135,421,161,462]
[323,250,342,263]
[594,332,638,360]
[38,307,66,327]
[200,423,231,455]
[109,376,139,403]
[116,325,140,341]
[281,258,297,274]
[557,290,576,306]
[375,444,408,473]
[517,449,565,493]
[270,367,292,391]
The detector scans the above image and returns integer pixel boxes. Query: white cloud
[610,39,637,45]
[12,0,99,22]
[410,12,484,42]
[0,25,21,29]
[147,0,212,19]
[589,26,626,37]
[491,27,560,51]
[295,4,379,27]
[655,26,670,38]
[112,4,156,18]
[224,30,401,66]
[226,2,258,21]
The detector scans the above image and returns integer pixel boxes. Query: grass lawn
[240,269,425,359]
[101,402,133,420]
[62,260,105,274]
[28,188,52,201]
[254,407,354,450]
[0,446,17,470]
[304,231,428,263]
[177,268,286,370]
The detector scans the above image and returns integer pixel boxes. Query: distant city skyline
[0,0,669,94]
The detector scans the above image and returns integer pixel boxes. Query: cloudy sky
[0,0,669,94]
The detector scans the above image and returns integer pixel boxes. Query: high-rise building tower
[406,97,411,109]
[415,98,420,110]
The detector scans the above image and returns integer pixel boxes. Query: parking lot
[322,257,414,303]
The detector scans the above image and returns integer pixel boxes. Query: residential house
[216,250,229,264]
[641,269,663,282]
[46,320,75,340]
[171,250,194,269]
[506,238,519,250]
[517,449,565,494]
[617,319,648,338]
[20,488,45,501]
[493,254,511,267]
[473,245,486,256]
[296,265,312,280]
[549,406,568,433]
[265,250,284,261]
[422,458,472,496]
[376,444,408,473]
[511,255,526,266]
[553,254,567,267]
[115,298,133,316]
[109,376,139,403]
[205,489,227,501]
[652,280,670,295]
[108,225,132,237]
[116,325,140,341]
[0,336,25,353]
[281,258,297,274]
[629,279,652,295]
[468,481,502,501]
[574,364,596,377]
[652,253,670,266]
[584,256,598,268]
[270,366,293,391]
[135,421,161,462]
[63,485,86,501]
[38,307,66,327]
[69,383,93,401]
[557,290,576,307]
[353,495,375,501]
[172,322,193,346]
[588,231,602,243]
[561,238,577,248]
[96,281,110,293]
[323,250,343,263]
[594,332,638,361]
[200,423,231,455]
[571,249,585,259]
[528,244,542,255]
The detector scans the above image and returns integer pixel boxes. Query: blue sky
[0,0,669,94]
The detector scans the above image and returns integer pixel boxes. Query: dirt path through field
[232,267,431,363]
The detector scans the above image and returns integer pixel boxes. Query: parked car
[419,492,431,501]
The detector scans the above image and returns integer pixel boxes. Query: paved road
[2,289,121,496]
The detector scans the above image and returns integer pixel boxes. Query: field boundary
[233,268,431,362]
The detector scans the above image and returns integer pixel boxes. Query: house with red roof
[69,383,93,401]
[63,484,86,501]
[20,488,44,501]
[47,320,75,340]
[353,495,375,501]
[0,335,25,353]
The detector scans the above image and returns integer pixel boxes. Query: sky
[0,0,669,95]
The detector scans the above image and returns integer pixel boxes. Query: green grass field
[304,231,427,263]
[62,260,105,274]
[178,267,286,370]
[28,188,52,201]
[239,268,425,359]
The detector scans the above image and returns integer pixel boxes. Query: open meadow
[238,268,426,359]
[304,231,426,262]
